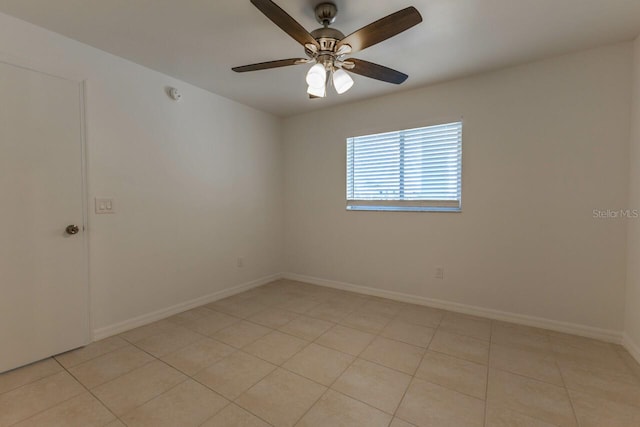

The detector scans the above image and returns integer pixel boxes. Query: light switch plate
[95,198,115,214]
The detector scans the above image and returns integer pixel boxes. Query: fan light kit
[233,0,423,99]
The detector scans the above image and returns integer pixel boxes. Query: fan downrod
[315,2,337,26]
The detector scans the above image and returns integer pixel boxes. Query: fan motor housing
[310,27,345,53]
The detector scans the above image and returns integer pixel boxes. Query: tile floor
[2,279,640,426]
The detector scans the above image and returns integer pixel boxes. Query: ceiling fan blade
[251,0,319,48]
[348,58,408,84]
[232,58,308,72]
[336,7,422,54]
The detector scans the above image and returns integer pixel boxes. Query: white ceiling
[1,0,639,117]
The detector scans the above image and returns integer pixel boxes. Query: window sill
[346,205,461,213]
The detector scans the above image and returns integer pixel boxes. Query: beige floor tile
[315,325,375,356]
[338,310,393,334]
[550,333,628,372]
[397,378,485,427]
[491,322,552,354]
[609,343,627,353]
[121,379,228,427]
[487,369,576,427]
[273,296,322,314]
[166,307,217,325]
[297,389,392,427]
[396,306,444,328]
[161,338,235,375]
[0,358,62,394]
[380,319,435,348]
[286,289,322,304]
[559,361,640,407]
[0,371,85,426]
[557,354,639,385]
[568,389,640,427]
[556,353,640,385]
[91,360,186,416]
[258,294,296,307]
[390,418,416,427]
[555,350,631,376]
[178,311,240,336]
[13,392,115,427]
[55,336,129,368]
[118,320,177,343]
[194,351,276,400]
[415,350,487,399]
[332,359,411,414]
[548,331,614,352]
[283,343,353,386]
[326,292,369,305]
[278,315,334,340]
[243,331,308,365]
[360,336,424,375]
[311,293,338,303]
[236,368,326,427]
[212,320,272,348]
[206,299,268,318]
[617,348,640,380]
[492,321,549,337]
[134,325,203,357]
[69,345,154,389]
[247,308,299,328]
[357,301,404,318]
[485,404,558,427]
[17,283,640,427]
[439,313,492,341]
[490,344,563,386]
[307,302,355,322]
[429,331,490,364]
[200,403,270,427]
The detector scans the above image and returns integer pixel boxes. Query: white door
[0,61,89,373]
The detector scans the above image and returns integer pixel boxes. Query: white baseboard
[623,333,640,365]
[92,273,283,341]
[283,272,623,344]
[92,270,627,347]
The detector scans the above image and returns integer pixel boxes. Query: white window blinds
[346,121,462,211]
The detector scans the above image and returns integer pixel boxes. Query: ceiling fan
[232,0,423,98]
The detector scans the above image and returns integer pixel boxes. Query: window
[346,121,462,212]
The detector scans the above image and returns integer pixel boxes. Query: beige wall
[0,12,284,335]
[626,36,640,356]
[284,44,632,334]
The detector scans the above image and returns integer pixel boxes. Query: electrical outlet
[435,267,444,280]
[237,257,244,268]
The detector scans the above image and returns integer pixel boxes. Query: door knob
[65,225,80,235]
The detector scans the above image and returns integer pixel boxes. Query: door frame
[0,53,92,346]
